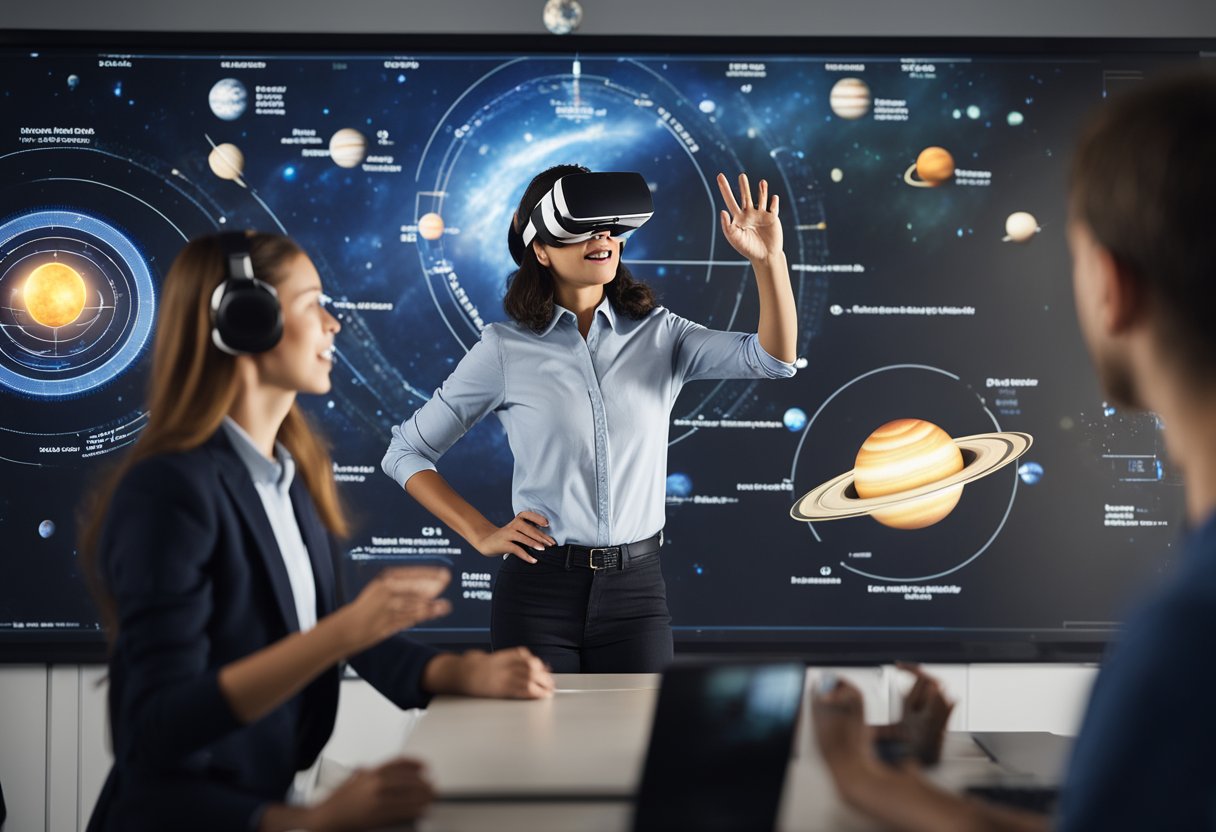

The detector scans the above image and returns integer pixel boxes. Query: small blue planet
[38,519,55,539]
[783,407,808,432]
[1018,461,1044,485]
[67,74,80,91]
[693,562,704,576]
[666,472,693,498]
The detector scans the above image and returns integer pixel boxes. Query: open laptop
[632,662,805,832]
[964,732,1073,814]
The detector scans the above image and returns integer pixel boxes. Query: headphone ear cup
[213,281,283,354]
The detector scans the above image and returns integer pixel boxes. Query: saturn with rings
[790,418,1033,530]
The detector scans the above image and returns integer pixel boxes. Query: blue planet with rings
[783,407,808,432]
[666,473,693,498]
[38,519,55,539]
[1018,461,1044,485]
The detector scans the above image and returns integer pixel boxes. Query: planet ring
[903,163,934,188]
[790,431,1033,522]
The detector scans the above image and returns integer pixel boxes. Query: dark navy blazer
[87,430,440,831]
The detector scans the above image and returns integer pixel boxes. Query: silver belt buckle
[589,546,619,570]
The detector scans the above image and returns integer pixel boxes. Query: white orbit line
[36,177,189,241]
[414,57,529,182]
[787,363,1019,582]
[1,146,224,228]
[838,466,1019,583]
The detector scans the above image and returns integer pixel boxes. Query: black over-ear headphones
[209,231,283,355]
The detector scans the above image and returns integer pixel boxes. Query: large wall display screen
[0,33,1207,659]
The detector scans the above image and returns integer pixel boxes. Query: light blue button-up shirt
[382,298,796,547]
[222,416,318,632]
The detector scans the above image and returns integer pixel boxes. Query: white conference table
[402,672,1011,832]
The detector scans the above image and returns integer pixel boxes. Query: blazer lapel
[290,478,338,617]
[209,434,302,633]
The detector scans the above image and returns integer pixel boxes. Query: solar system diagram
[0,45,1185,638]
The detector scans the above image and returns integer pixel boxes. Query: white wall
[3,0,1213,828]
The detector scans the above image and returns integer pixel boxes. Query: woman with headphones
[383,166,798,673]
[82,231,553,832]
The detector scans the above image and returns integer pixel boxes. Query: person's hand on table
[423,646,555,699]
[307,757,433,831]
[457,647,555,699]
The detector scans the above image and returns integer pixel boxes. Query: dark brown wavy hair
[1070,69,1216,380]
[79,231,349,641]
[503,164,658,333]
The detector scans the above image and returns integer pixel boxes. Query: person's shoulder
[118,438,225,501]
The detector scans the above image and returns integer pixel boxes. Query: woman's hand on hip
[335,566,452,653]
[717,171,784,264]
[473,511,556,563]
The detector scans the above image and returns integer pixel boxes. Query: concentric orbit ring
[791,431,1033,523]
[0,210,155,398]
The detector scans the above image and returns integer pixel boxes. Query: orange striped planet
[854,420,964,529]
[790,419,1033,531]
[903,146,955,188]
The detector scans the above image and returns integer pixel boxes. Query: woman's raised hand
[717,171,783,264]
[336,566,452,653]
[473,510,557,564]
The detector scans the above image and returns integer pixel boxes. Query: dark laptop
[633,662,805,832]
[965,731,1073,815]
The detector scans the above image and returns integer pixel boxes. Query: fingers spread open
[717,172,742,215]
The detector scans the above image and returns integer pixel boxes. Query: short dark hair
[1070,69,1216,376]
[503,163,658,333]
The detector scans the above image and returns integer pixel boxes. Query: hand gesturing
[717,172,783,264]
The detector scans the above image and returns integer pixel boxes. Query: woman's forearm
[405,469,497,547]
[834,758,1050,832]
[753,251,797,362]
[217,607,357,724]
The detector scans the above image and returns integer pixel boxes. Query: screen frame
[0,28,1209,664]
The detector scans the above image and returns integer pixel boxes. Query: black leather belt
[536,530,664,571]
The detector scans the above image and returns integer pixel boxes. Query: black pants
[490,554,674,673]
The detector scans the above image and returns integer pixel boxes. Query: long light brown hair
[80,231,348,639]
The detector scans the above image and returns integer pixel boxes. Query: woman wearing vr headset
[82,231,553,832]
[383,165,797,673]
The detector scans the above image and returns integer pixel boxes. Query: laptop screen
[634,663,805,832]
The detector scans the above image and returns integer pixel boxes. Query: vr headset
[510,171,654,264]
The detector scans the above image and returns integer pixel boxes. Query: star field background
[0,38,1201,654]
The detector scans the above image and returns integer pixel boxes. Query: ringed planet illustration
[1003,211,1040,243]
[791,418,1033,530]
[903,146,955,188]
[207,142,246,183]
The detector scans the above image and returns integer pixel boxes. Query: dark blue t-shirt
[1057,511,1216,830]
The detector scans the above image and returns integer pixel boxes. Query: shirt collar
[221,416,296,495]
[538,295,618,337]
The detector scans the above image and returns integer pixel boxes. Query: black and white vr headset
[511,171,654,264]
